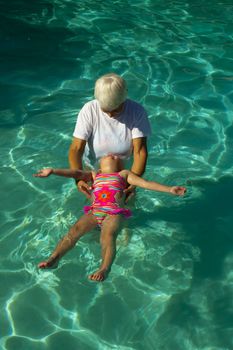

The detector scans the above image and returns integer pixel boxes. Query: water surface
[1,1,233,349]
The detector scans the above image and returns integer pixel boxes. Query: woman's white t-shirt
[73,99,151,161]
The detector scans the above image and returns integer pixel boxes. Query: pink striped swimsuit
[84,172,132,227]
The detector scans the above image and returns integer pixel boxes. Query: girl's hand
[33,168,53,177]
[170,186,186,196]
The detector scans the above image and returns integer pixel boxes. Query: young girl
[34,155,186,282]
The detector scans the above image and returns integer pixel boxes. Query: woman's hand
[76,180,92,199]
[124,185,136,203]
[33,168,53,177]
[170,186,186,196]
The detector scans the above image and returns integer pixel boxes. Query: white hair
[94,73,127,111]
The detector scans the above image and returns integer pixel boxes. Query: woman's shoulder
[81,99,99,111]
[122,100,147,123]
[125,99,146,113]
[78,100,100,123]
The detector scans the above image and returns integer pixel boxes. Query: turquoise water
[1,0,233,349]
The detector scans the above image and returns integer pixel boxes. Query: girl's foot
[88,269,109,282]
[38,256,59,269]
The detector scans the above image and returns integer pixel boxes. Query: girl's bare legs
[38,213,97,269]
[89,215,121,282]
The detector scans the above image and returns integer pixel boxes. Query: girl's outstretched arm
[125,171,186,196]
[33,168,93,182]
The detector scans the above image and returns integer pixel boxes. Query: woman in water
[69,73,151,201]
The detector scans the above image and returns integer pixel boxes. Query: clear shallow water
[1,0,233,349]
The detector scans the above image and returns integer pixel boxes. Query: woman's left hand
[124,185,136,203]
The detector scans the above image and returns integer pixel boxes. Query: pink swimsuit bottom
[84,172,132,227]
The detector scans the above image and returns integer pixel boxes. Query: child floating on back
[34,154,186,282]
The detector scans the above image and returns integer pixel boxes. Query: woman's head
[94,73,127,112]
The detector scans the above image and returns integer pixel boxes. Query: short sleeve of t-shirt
[123,99,151,139]
[131,109,151,139]
[73,102,93,140]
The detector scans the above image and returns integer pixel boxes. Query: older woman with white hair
[69,73,151,199]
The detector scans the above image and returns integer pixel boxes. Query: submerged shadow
[138,175,233,348]
[133,175,233,280]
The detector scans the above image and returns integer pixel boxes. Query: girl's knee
[61,234,77,248]
[68,223,83,240]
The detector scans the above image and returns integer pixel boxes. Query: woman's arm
[124,137,148,202]
[131,137,148,176]
[125,171,186,196]
[68,137,92,197]
[68,137,86,170]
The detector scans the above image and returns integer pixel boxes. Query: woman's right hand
[76,180,92,198]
